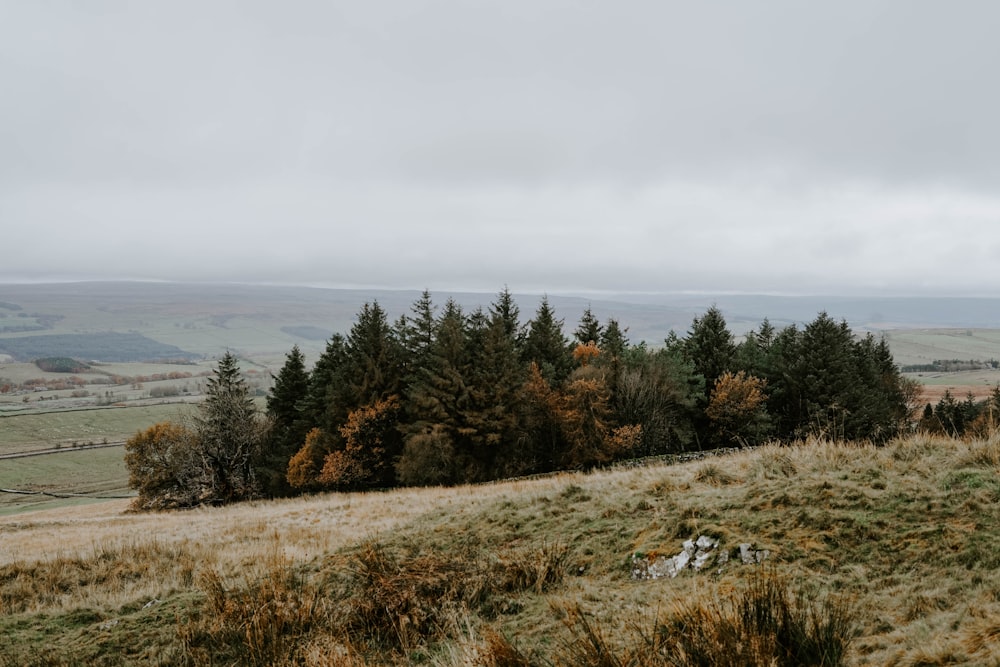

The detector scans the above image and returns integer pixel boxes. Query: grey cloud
[3,1,1000,295]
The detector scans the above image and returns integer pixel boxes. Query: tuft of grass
[694,462,737,486]
[557,568,855,667]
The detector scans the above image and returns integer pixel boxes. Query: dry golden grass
[3,435,1000,665]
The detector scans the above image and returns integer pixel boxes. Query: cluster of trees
[126,289,920,509]
[917,387,1000,438]
[125,352,269,509]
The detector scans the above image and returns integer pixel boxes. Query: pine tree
[574,306,603,346]
[399,289,437,390]
[523,295,572,385]
[397,299,470,485]
[343,301,404,407]
[195,352,268,503]
[322,301,405,487]
[786,313,860,440]
[461,299,527,479]
[684,306,736,398]
[301,333,348,429]
[262,345,310,496]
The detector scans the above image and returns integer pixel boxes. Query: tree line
[126,289,920,509]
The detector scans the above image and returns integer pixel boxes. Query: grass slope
[2,435,1000,665]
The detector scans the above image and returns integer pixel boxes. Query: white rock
[693,550,715,571]
[696,535,717,550]
[673,549,691,572]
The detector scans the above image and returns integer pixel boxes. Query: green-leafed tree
[523,295,572,385]
[342,301,404,408]
[598,317,628,412]
[682,306,736,446]
[262,345,310,497]
[615,344,702,454]
[399,290,437,391]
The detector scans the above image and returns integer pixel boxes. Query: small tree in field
[196,352,270,503]
[125,353,269,509]
[124,422,201,510]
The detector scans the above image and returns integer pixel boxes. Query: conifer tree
[301,333,348,429]
[574,306,603,346]
[397,299,469,485]
[262,345,310,496]
[195,351,268,503]
[321,301,405,486]
[684,306,736,399]
[399,289,437,390]
[523,295,572,385]
[461,298,527,479]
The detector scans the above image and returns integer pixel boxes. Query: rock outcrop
[631,536,769,580]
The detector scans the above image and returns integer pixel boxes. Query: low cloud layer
[3,2,999,295]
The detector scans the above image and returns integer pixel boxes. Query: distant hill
[3,281,1000,361]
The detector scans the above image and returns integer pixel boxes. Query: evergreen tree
[759,323,801,438]
[343,301,404,407]
[323,301,405,486]
[490,286,525,352]
[301,333,348,429]
[262,345,310,496]
[598,317,628,416]
[683,306,736,446]
[461,300,527,479]
[397,299,469,485]
[523,295,572,384]
[399,289,437,390]
[195,352,268,503]
[801,314,863,439]
[574,306,603,346]
[684,306,736,397]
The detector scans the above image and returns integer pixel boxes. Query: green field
[882,328,1000,367]
[0,403,198,454]
[0,447,131,516]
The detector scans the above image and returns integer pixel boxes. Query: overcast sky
[2,1,1000,296]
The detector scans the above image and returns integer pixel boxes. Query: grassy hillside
[2,435,1000,665]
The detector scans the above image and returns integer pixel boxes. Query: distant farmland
[0,332,196,363]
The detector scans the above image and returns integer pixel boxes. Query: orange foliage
[572,341,601,367]
[706,371,767,422]
[286,428,328,490]
[318,396,400,489]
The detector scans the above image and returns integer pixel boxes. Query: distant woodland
[125,288,942,509]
